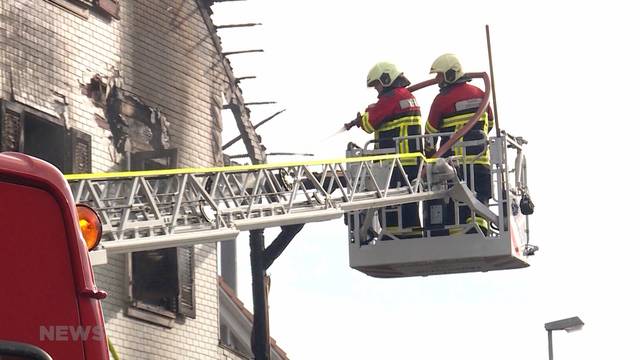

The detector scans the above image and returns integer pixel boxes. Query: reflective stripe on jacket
[361,87,422,165]
[426,82,493,166]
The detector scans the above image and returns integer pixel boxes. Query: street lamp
[544,316,584,360]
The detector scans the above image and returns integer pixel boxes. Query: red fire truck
[0,152,108,359]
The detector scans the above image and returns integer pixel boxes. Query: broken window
[0,100,92,174]
[127,149,196,325]
[104,86,171,154]
[81,75,109,108]
[130,149,178,170]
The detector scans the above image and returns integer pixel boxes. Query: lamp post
[544,316,584,360]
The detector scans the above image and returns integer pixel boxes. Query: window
[95,0,120,19]
[130,149,178,170]
[126,149,196,326]
[0,100,92,174]
[47,0,91,19]
[45,0,120,20]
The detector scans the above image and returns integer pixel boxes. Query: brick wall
[1,0,230,358]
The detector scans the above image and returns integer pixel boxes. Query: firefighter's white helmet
[367,62,402,87]
[430,53,464,84]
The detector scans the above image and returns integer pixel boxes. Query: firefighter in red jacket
[345,61,422,239]
[425,53,494,235]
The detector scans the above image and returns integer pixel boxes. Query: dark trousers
[385,164,421,237]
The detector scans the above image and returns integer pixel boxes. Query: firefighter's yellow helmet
[430,53,464,84]
[367,62,402,87]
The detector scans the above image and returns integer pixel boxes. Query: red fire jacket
[425,82,494,165]
[361,87,422,164]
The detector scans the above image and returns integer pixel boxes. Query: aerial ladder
[66,71,535,278]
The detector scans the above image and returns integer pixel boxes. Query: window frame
[0,100,92,174]
[125,149,197,327]
[125,250,178,328]
[45,0,120,20]
[46,0,91,19]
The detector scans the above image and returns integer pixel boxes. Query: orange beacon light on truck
[76,204,102,251]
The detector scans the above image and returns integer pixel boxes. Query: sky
[212,1,640,359]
